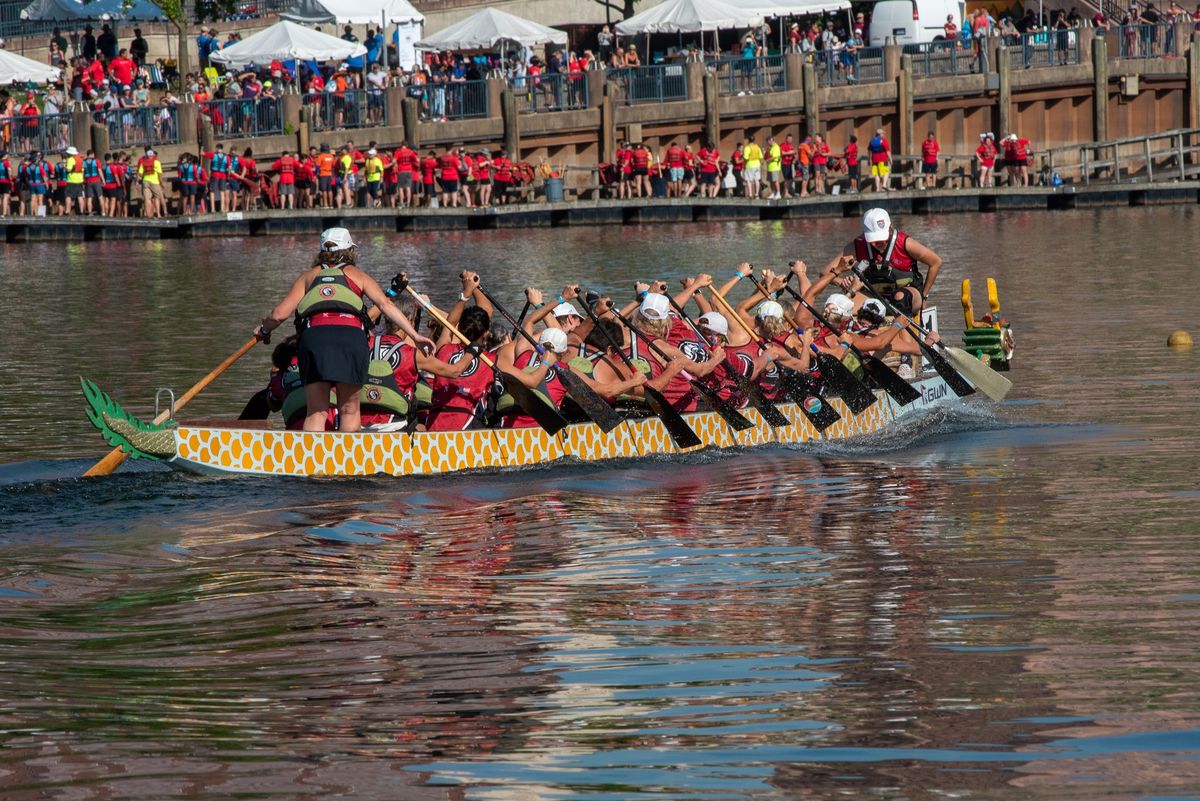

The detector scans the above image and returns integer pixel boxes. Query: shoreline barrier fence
[707,55,786,96]
[303,89,386,130]
[201,97,284,138]
[9,112,73,154]
[814,46,885,86]
[94,105,179,148]
[605,65,689,105]
[1042,128,1200,185]
[510,72,589,113]
[1005,30,1083,69]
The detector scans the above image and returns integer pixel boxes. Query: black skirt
[298,325,368,386]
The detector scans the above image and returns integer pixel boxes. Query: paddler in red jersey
[253,228,434,433]
[422,272,497,431]
[822,207,942,318]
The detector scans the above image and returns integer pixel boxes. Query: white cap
[979,133,987,141]
[65,146,78,155]
[367,147,377,155]
[756,300,784,320]
[826,293,855,317]
[697,311,728,336]
[862,208,891,243]
[320,226,355,251]
[639,292,670,321]
[860,299,887,317]
[1007,133,1018,141]
[538,327,569,354]
[552,302,580,318]
[145,149,155,156]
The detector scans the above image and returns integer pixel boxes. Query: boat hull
[163,376,959,478]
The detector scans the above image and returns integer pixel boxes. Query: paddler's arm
[903,236,942,296]
[620,282,650,318]
[502,349,555,389]
[462,271,491,318]
[820,244,856,279]
[517,287,554,356]
[579,367,646,400]
[415,348,470,378]
[672,273,712,310]
[713,263,751,299]
[805,255,856,304]
[850,316,910,352]
[357,271,435,351]
[647,355,687,392]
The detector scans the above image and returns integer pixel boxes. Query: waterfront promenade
[7,180,1199,241]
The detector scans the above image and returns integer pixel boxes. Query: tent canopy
[615,0,764,35]
[21,0,165,21]
[741,0,851,16]
[209,20,367,68]
[415,8,568,51]
[280,0,423,26]
[0,49,61,84]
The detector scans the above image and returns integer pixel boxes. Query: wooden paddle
[83,335,261,476]
[707,284,842,433]
[404,286,570,435]
[745,272,877,415]
[778,279,921,406]
[854,275,1011,400]
[575,293,702,449]
[661,292,791,429]
[476,286,623,434]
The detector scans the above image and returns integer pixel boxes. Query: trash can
[650,175,668,198]
[545,177,564,203]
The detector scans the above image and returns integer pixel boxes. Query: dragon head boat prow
[80,378,179,461]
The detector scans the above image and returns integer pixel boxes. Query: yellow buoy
[1168,330,1193,348]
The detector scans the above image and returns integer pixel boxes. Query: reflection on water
[1,209,1199,799]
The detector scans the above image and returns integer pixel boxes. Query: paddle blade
[501,372,570,435]
[778,367,841,432]
[238,388,273,420]
[555,367,624,433]
[691,379,755,431]
[815,353,877,414]
[861,356,922,405]
[917,339,976,397]
[942,346,1013,402]
[643,385,703,449]
[736,375,791,427]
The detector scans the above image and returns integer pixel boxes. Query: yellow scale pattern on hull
[172,394,900,477]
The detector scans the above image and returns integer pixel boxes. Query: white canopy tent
[614,0,763,35]
[209,20,366,69]
[0,49,61,84]
[741,0,850,15]
[414,7,568,53]
[21,0,164,21]
[281,0,424,68]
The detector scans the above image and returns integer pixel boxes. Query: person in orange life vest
[422,272,498,431]
[254,228,434,433]
[822,208,942,318]
[272,149,297,209]
[631,142,652,198]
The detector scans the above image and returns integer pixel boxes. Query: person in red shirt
[87,58,105,89]
[617,140,633,200]
[920,131,940,189]
[436,144,461,208]
[779,134,797,198]
[492,148,513,205]
[1002,133,1032,186]
[458,148,475,208]
[975,132,998,187]
[272,149,297,209]
[108,49,135,88]
[811,134,831,195]
[664,139,686,197]
[844,134,860,193]
[393,141,417,208]
[420,150,438,206]
[681,145,697,197]
[695,141,719,198]
[474,148,493,207]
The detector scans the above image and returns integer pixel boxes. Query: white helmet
[320,227,355,252]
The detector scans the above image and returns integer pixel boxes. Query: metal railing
[815,46,885,87]
[93,105,179,148]
[510,72,589,113]
[441,80,489,120]
[1006,30,1083,69]
[6,112,73,154]
[1043,128,1200,185]
[907,40,962,77]
[303,89,386,131]
[1109,23,1182,60]
[606,65,689,105]
[201,97,284,138]
[707,55,786,96]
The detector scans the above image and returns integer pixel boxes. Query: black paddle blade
[643,384,703,448]
[555,367,623,433]
[500,372,571,435]
[238,388,272,420]
[778,367,841,432]
[725,362,791,428]
[861,355,922,405]
[816,353,877,414]
[919,341,976,397]
[690,379,755,431]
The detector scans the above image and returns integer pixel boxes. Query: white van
[868,0,966,46]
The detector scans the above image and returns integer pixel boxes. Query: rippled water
[1,209,1199,800]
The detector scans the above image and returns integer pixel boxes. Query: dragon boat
[81,374,969,478]
[80,280,1014,479]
